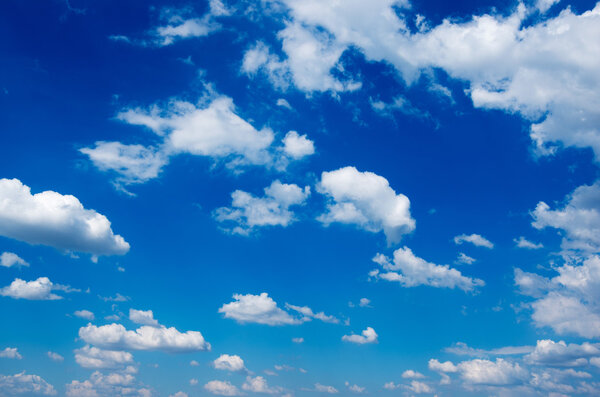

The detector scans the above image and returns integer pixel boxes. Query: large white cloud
[0,277,67,301]
[74,345,134,369]
[79,322,210,353]
[214,180,310,235]
[255,1,600,160]
[370,247,484,292]
[0,372,56,396]
[525,340,600,367]
[0,178,129,256]
[317,167,415,244]
[213,354,245,372]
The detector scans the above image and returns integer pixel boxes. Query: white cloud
[342,327,378,344]
[457,358,528,385]
[444,341,534,357]
[370,248,484,291]
[47,351,64,362]
[0,252,29,268]
[0,178,129,256]
[276,98,292,109]
[531,292,600,339]
[79,322,210,353]
[402,370,425,379]
[242,376,281,394]
[292,337,304,344]
[285,303,339,324]
[407,380,433,394]
[0,277,66,300]
[281,131,314,159]
[214,180,310,235]
[317,167,415,244]
[129,309,159,327]
[74,310,95,321]
[453,234,494,249]
[213,354,245,372]
[525,339,600,367]
[0,348,22,360]
[190,378,198,385]
[428,359,458,373]
[80,142,168,187]
[455,252,476,265]
[204,380,240,396]
[0,372,56,395]
[358,298,370,307]
[190,360,200,366]
[219,293,302,325]
[169,392,188,397]
[267,1,600,161]
[66,371,147,397]
[532,181,600,254]
[74,345,134,369]
[344,381,365,393]
[314,383,338,393]
[514,236,544,249]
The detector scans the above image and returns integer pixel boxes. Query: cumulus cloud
[0,277,68,300]
[66,371,148,397]
[47,352,64,362]
[204,380,240,396]
[342,327,378,344]
[79,322,210,353]
[0,372,56,395]
[83,94,313,188]
[129,309,159,327]
[370,248,484,291]
[344,381,365,393]
[314,383,338,393]
[453,234,494,249]
[0,252,29,268]
[455,252,476,265]
[430,358,528,386]
[407,380,433,393]
[262,1,600,160]
[317,167,415,244]
[514,236,543,249]
[242,376,281,394]
[292,337,304,344]
[74,345,134,369]
[74,310,95,321]
[285,303,339,324]
[214,180,310,235]
[525,340,600,367]
[213,354,245,372]
[0,178,129,256]
[402,370,425,379]
[0,348,22,360]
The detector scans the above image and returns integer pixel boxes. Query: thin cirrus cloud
[370,247,484,292]
[250,1,600,162]
[317,166,415,244]
[218,292,338,326]
[0,178,129,257]
[213,180,310,235]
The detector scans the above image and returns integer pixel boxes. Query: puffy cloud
[265,1,600,160]
[204,380,240,396]
[74,310,95,321]
[213,354,245,372]
[402,370,425,379]
[457,358,528,385]
[66,371,148,397]
[344,382,365,393]
[214,180,310,235]
[314,383,338,393]
[129,309,159,327]
[370,248,484,291]
[78,322,210,353]
[242,376,281,394]
[455,252,476,265]
[317,167,415,244]
[407,380,433,394]
[532,292,600,338]
[514,236,543,249]
[0,252,29,268]
[428,359,458,373]
[281,131,314,159]
[0,348,22,360]
[47,352,64,362]
[342,327,378,344]
[525,340,600,367]
[453,234,494,249]
[74,345,134,369]
[0,372,56,395]
[0,178,129,256]
[83,94,313,188]
[358,298,371,307]
[532,181,600,254]
[219,293,305,325]
[0,277,66,300]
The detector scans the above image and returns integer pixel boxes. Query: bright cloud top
[342,327,378,344]
[0,252,29,268]
[213,354,245,372]
[0,178,129,256]
[0,277,68,301]
[317,167,415,244]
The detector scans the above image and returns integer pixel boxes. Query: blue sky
[1,0,600,395]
